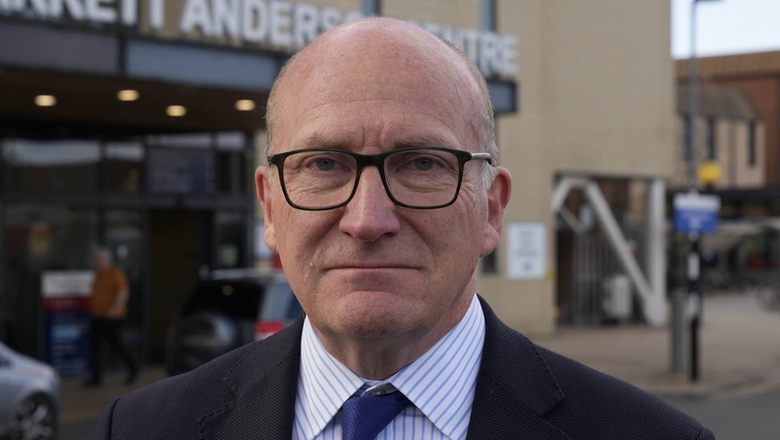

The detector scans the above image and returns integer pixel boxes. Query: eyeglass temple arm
[471,152,493,165]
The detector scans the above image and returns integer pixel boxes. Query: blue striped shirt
[292,294,485,440]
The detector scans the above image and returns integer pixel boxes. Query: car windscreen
[260,282,302,321]
[181,281,264,320]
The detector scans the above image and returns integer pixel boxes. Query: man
[95,18,714,439]
[86,248,137,387]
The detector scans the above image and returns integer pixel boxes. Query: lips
[324,263,421,270]
[328,265,419,269]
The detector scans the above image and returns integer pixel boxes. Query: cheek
[411,201,485,267]
[273,207,340,273]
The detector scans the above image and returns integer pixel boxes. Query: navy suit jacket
[95,298,715,439]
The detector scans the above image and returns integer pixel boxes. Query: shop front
[0,123,256,364]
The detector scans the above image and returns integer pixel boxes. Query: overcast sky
[672,0,780,59]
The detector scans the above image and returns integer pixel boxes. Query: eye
[412,158,435,171]
[314,158,336,171]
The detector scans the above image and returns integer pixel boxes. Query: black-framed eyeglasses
[267,147,493,210]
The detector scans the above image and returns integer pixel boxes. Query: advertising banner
[42,271,94,377]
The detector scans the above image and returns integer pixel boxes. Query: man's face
[94,252,109,271]
[257,25,508,342]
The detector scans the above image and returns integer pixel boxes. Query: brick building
[670,86,765,191]
[677,51,780,186]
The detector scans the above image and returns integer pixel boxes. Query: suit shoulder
[536,345,713,440]
[99,343,257,439]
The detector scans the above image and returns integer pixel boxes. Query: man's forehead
[277,19,476,105]
[276,79,465,152]
[289,123,462,152]
[268,18,483,153]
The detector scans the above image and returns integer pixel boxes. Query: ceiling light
[35,95,56,107]
[117,90,139,101]
[235,99,256,111]
[166,105,186,117]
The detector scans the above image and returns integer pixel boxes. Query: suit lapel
[198,314,304,440]
[466,298,572,440]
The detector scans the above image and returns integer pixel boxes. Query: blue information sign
[673,193,720,234]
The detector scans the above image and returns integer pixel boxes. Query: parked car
[165,268,302,376]
[0,341,60,440]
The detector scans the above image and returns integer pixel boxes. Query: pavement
[530,292,780,399]
[59,292,780,439]
[663,388,780,440]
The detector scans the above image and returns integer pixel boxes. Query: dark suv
[165,269,302,376]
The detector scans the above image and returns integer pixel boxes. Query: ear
[480,167,512,257]
[255,166,278,252]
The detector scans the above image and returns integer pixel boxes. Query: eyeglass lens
[280,149,461,209]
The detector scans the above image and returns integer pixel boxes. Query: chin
[333,294,415,339]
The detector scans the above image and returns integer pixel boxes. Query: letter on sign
[85,0,117,23]
[293,2,318,48]
[269,0,293,48]
[180,0,214,36]
[242,0,268,43]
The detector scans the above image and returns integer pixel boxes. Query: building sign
[673,192,720,234]
[507,222,546,280]
[147,148,215,194]
[42,271,94,377]
[0,0,518,78]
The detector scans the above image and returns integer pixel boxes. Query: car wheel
[8,394,57,440]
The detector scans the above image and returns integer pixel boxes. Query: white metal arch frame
[552,177,668,326]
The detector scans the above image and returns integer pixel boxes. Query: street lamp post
[676,0,722,382]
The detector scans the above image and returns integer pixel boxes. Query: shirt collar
[297,293,485,439]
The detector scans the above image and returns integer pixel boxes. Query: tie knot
[341,392,410,440]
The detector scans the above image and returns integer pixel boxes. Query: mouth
[326,264,420,270]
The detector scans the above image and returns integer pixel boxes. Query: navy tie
[341,392,410,440]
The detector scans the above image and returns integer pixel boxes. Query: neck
[311,282,476,380]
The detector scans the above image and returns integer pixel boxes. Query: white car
[0,342,60,440]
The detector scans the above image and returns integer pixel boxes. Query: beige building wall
[383,0,479,28]
[541,0,674,178]
[476,0,551,335]
[479,0,673,335]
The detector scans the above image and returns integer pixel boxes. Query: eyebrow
[393,134,457,149]
[294,131,458,151]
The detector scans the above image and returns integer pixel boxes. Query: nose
[338,166,401,242]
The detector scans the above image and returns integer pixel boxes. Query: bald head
[265,18,496,169]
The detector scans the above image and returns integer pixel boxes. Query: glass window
[105,210,145,358]
[2,139,100,192]
[481,0,496,31]
[106,141,144,193]
[217,151,245,195]
[481,248,498,274]
[216,132,246,151]
[216,212,246,269]
[147,133,212,149]
[706,118,717,160]
[362,0,380,15]
[147,148,215,195]
[749,120,757,167]
[3,205,98,357]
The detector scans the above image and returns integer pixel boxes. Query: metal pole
[671,235,686,373]
[687,0,706,383]
[672,0,701,376]
[646,179,666,302]
[689,234,702,381]
[688,1,699,189]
